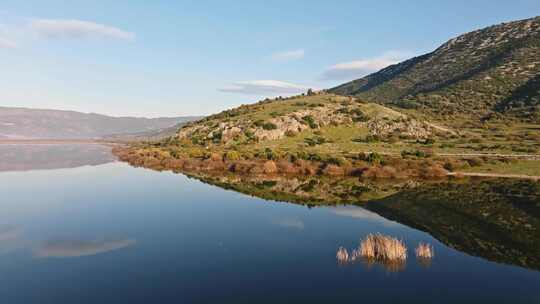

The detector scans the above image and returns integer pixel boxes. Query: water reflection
[0,156,538,303]
[0,144,116,172]
[273,218,305,230]
[182,171,540,271]
[34,238,136,258]
[0,224,21,241]
[329,205,398,227]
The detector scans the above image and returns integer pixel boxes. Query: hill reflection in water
[180,171,540,271]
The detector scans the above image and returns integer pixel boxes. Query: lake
[0,144,538,303]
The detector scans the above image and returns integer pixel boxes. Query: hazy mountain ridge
[0,106,200,140]
[330,16,540,122]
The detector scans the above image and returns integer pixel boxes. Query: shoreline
[113,146,540,181]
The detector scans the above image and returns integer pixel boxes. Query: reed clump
[415,242,434,259]
[336,246,350,263]
[358,233,407,261]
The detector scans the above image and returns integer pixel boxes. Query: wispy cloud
[29,19,135,41]
[321,51,412,81]
[219,80,310,95]
[34,238,136,258]
[271,49,305,61]
[0,37,17,49]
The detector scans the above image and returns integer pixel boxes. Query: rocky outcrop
[175,96,444,144]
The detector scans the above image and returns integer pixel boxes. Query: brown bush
[276,160,299,174]
[263,161,278,174]
[183,159,203,171]
[162,158,185,170]
[420,164,448,178]
[362,166,398,178]
[322,164,345,176]
[143,157,162,168]
[201,159,225,171]
[294,159,317,175]
[229,161,254,174]
[210,153,223,161]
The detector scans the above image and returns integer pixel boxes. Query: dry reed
[415,242,434,259]
[336,246,350,263]
[358,233,407,261]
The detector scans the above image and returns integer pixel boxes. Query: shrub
[352,135,380,143]
[326,157,347,166]
[224,150,241,161]
[188,149,206,159]
[366,152,383,164]
[262,161,278,174]
[302,115,318,129]
[262,122,278,130]
[467,157,484,167]
[264,148,278,160]
[402,149,433,158]
[304,136,327,146]
[253,120,265,127]
[211,131,222,144]
[285,130,297,137]
[307,153,323,162]
[423,138,436,145]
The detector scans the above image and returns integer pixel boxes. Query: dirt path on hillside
[448,172,540,181]
[438,153,540,159]
[349,151,540,160]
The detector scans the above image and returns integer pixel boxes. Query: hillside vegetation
[330,16,540,123]
[116,92,540,179]
[116,16,540,179]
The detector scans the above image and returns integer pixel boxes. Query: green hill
[329,16,540,123]
[115,16,540,179]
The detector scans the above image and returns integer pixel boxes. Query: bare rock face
[367,117,433,139]
[221,126,242,142]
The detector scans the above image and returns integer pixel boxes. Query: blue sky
[0,1,539,117]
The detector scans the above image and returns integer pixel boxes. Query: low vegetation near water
[114,92,539,180]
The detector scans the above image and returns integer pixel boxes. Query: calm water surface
[0,144,538,303]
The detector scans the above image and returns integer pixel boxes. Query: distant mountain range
[0,106,201,140]
[330,16,540,123]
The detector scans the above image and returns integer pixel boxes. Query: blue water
[0,145,538,303]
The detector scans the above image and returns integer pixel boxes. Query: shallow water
[0,144,538,303]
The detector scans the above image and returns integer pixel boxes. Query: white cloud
[219,80,310,95]
[321,51,411,81]
[29,19,135,41]
[34,238,136,258]
[0,37,17,49]
[271,49,305,61]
